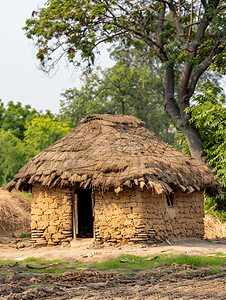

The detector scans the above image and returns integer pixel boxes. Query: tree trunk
[121,100,125,115]
[164,65,207,163]
[181,121,206,162]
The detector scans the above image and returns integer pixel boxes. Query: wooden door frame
[72,190,78,239]
[72,189,95,239]
[91,191,95,239]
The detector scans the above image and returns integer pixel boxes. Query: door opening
[73,189,94,238]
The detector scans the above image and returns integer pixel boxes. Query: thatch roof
[5,114,220,196]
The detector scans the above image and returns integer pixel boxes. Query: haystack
[5,114,221,245]
[204,214,226,239]
[0,188,31,237]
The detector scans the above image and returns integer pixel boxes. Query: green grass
[0,254,226,276]
[204,196,226,223]
[0,257,62,265]
[29,285,38,289]
[208,266,225,274]
[0,257,84,275]
[20,233,31,238]
[17,191,32,201]
[88,254,226,270]
[0,271,14,276]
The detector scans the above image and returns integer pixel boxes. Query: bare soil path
[1,238,226,263]
[1,238,226,299]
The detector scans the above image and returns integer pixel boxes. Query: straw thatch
[204,214,226,239]
[5,114,220,195]
[0,188,31,235]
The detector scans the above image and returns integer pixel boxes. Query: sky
[0,0,114,114]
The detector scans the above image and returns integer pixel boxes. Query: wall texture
[31,184,204,245]
[94,187,204,243]
[31,184,73,245]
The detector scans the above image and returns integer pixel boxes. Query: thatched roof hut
[5,114,221,245]
[6,114,219,196]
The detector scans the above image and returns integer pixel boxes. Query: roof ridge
[80,114,145,126]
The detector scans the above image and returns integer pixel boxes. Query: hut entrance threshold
[73,189,94,239]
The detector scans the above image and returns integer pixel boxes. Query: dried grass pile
[204,214,226,239]
[0,188,31,236]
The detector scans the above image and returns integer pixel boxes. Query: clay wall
[94,187,204,243]
[31,184,73,245]
[31,184,204,245]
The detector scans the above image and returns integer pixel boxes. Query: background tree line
[1,40,226,208]
[24,0,226,165]
[0,101,71,186]
[0,48,178,186]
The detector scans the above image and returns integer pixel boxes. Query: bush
[213,188,226,211]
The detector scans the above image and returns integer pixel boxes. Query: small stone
[48,240,57,245]
[61,241,69,246]
[17,242,26,249]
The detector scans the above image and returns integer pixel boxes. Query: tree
[24,114,71,157]
[181,82,226,187]
[0,100,5,128]
[60,49,176,145]
[178,82,226,209]
[0,101,38,140]
[24,0,226,163]
[0,130,27,186]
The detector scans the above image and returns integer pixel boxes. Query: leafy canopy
[185,83,226,187]
[60,48,176,144]
[0,130,27,186]
[0,100,38,140]
[24,114,71,157]
[24,0,226,73]
[0,100,72,186]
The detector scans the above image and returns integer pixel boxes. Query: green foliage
[0,130,28,186]
[208,266,224,274]
[205,189,226,218]
[189,87,226,188]
[20,233,31,238]
[213,191,226,211]
[23,0,226,76]
[89,253,226,270]
[181,82,226,188]
[24,114,71,157]
[60,49,177,145]
[204,195,217,211]
[0,100,72,187]
[0,100,40,186]
[22,0,226,164]
[17,192,32,200]
[29,285,38,289]
[1,254,226,276]
[179,82,226,207]
[0,100,38,140]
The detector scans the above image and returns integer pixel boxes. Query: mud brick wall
[94,187,204,243]
[31,184,73,245]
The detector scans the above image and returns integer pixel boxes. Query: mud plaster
[31,184,204,245]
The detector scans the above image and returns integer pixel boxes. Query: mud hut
[6,114,220,245]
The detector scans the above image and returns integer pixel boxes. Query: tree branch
[186,20,209,57]
[177,61,192,109]
[167,0,185,40]
[156,1,165,50]
[187,43,225,99]
[116,23,168,62]
[95,32,124,47]
[184,22,201,30]
[164,64,181,129]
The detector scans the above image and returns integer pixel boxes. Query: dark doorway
[75,189,93,238]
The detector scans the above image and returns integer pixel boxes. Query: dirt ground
[1,237,226,299]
